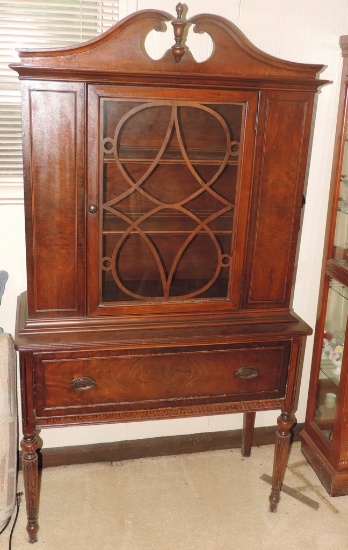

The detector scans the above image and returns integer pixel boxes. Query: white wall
[1,0,348,448]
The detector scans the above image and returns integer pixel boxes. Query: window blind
[0,1,120,193]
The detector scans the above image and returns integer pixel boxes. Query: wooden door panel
[243,91,314,309]
[22,81,86,317]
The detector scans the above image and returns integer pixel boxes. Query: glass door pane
[100,99,244,304]
[334,120,348,264]
[314,279,348,442]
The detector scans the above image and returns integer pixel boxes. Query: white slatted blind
[0,1,120,193]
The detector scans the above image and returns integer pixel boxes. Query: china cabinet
[302,36,348,496]
[12,4,325,542]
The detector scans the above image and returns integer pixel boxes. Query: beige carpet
[4,442,348,549]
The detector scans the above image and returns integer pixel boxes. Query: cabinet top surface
[10,4,326,88]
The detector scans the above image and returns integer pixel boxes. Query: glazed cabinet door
[312,279,348,449]
[302,72,348,491]
[332,86,348,265]
[306,87,348,468]
[87,86,258,316]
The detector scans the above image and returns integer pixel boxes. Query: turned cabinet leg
[269,411,294,512]
[241,411,256,457]
[21,434,39,543]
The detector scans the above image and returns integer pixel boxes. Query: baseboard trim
[19,423,304,470]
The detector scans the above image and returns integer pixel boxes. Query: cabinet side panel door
[22,81,86,317]
[243,91,315,309]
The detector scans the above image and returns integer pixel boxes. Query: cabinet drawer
[34,342,291,417]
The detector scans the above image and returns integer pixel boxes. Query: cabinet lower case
[301,427,348,496]
[16,319,309,543]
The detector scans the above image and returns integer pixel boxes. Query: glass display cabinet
[12,4,326,543]
[302,36,348,495]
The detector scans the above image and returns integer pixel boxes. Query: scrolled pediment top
[15,9,172,60]
[189,13,324,79]
[12,5,325,83]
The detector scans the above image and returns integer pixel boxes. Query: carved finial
[171,3,188,63]
[176,3,184,19]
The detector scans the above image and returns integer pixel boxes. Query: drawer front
[34,342,291,417]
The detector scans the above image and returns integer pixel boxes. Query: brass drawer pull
[71,376,96,391]
[235,367,259,380]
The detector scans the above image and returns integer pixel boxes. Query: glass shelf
[334,140,348,255]
[319,359,340,386]
[314,278,348,442]
[337,201,348,214]
[329,279,348,299]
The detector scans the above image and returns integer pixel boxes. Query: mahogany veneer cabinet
[13,4,326,543]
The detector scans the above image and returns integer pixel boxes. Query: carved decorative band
[235,367,259,380]
[70,376,97,391]
[37,398,285,428]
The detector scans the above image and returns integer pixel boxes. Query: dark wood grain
[12,4,325,542]
[241,411,256,457]
[269,411,294,511]
[21,435,39,543]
